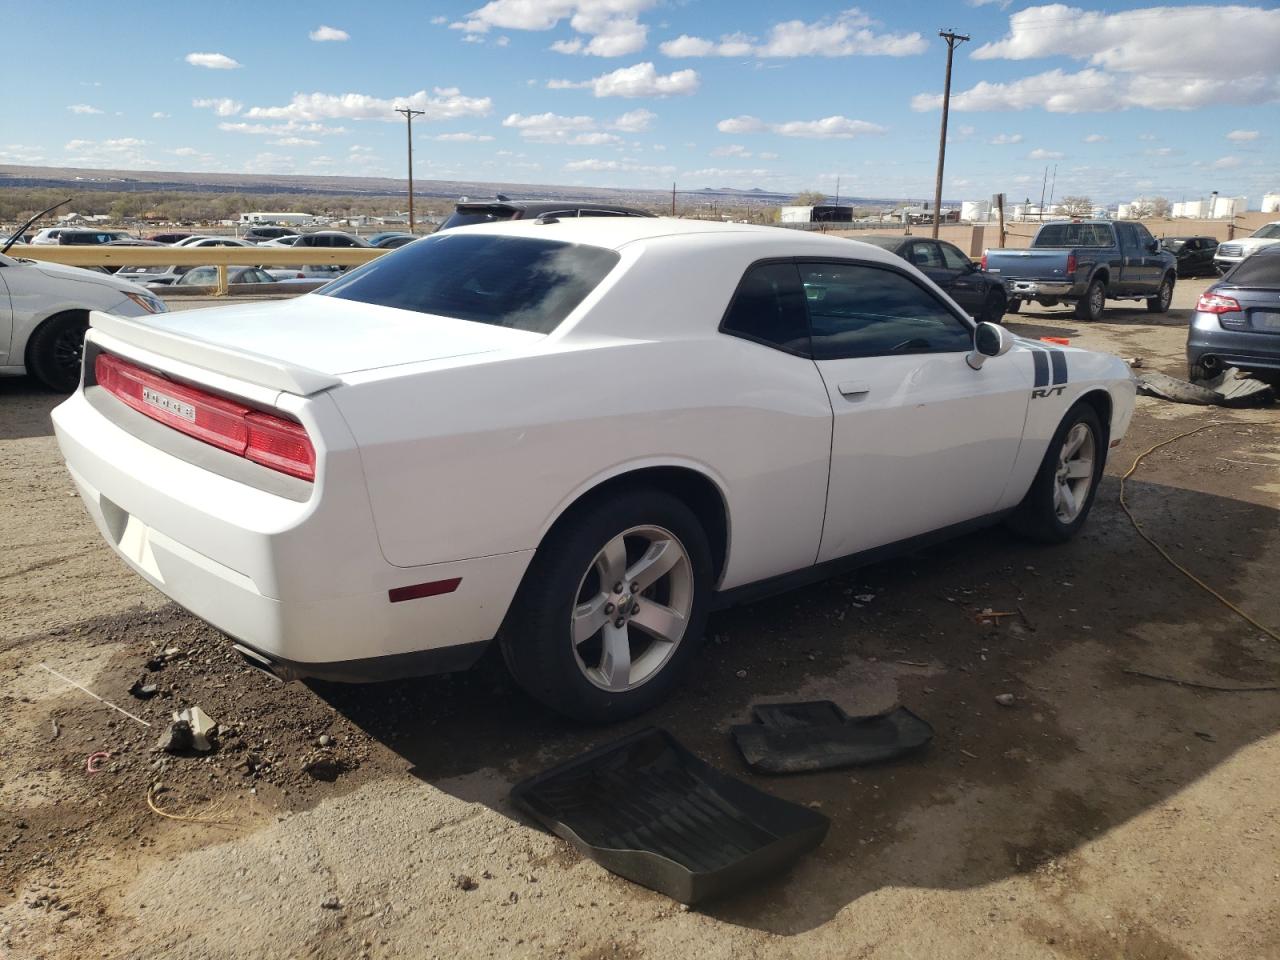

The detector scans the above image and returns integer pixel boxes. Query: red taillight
[94,353,315,482]
[1197,292,1241,314]
[1066,253,1077,275]
[980,253,987,270]
[245,412,316,481]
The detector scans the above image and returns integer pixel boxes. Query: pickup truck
[982,220,1177,321]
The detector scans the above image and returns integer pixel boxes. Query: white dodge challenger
[52,219,1135,720]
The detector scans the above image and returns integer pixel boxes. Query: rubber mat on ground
[510,727,829,904]
[732,701,933,774]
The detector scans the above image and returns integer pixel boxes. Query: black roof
[454,199,655,217]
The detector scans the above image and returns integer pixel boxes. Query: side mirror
[966,322,1013,370]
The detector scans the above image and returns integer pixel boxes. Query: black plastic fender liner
[732,701,934,775]
[509,728,829,904]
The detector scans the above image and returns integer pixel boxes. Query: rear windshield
[1033,223,1113,247]
[1162,239,1186,251]
[853,236,903,251]
[319,232,620,333]
[441,207,516,230]
[1226,252,1280,287]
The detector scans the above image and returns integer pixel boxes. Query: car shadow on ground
[314,475,1280,935]
[0,377,61,440]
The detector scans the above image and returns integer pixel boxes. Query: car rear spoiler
[89,311,342,396]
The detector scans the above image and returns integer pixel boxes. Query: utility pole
[671,182,676,217]
[395,106,425,234]
[931,29,969,238]
[1046,163,1058,216]
[835,176,840,206]
[1038,166,1048,222]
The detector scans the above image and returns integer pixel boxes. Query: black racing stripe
[1031,350,1049,388]
[1050,350,1068,385]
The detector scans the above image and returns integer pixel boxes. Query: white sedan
[52,219,1135,720]
[0,250,167,391]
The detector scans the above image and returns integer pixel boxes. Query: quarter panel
[334,335,834,588]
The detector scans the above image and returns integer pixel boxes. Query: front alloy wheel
[1052,423,1096,524]
[571,526,693,692]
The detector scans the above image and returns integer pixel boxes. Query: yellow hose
[1118,422,1280,643]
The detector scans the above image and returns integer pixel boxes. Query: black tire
[1188,360,1212,382]
[26,311,89,392]
[1146,273,1174,313]
[1006,298,1022,314]
[1007,402,1106,544]
[1073,278,1106,322]
[500,487,712,722]
[980,288,1007,325]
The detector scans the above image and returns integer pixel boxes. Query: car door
[1131,223,1163,289]
[1113,223,1141,295]
[0,266,12,365]
[938,241,987,315]
[798,259,1031,563]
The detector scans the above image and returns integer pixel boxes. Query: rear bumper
[1005,280,1074,299]
[1187,322,1280,373]
[52,387,533,679]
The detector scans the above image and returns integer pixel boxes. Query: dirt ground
[2,280,1278,960]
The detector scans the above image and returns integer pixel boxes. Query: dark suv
[440,198,655,231]
[242,225,298,243]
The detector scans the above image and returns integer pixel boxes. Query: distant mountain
[0,163,923,209]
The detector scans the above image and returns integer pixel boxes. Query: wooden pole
[931,29,970,238]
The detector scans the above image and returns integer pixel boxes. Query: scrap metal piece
[1138,367,1274,407]
[510,728,829,905]
[732,701,934,775]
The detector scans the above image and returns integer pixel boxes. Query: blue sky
[4,1,1277,205]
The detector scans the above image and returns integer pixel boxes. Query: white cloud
[309,25,350,42]
[988,132,1023,144]
[219,120,349,136]
[244,87,491,122]
[1028,148,1064,160]
[716,114,884,139]
[185,52,242,70]
[967,0,1011,7]
[245,151,295,173]
[501,111,623,144]
[659,9,926,58]
[432,132,496,142]
[1083,133,1108,143]
[68,104,103,115]
[171,147,201,156]
[1226,129,1259,142]
[926,5,1280,112]
[270,137,322,146]
[1212,155,1242,169]
[610,108,655,132]
[547,62,698,97]
[683,166,771,180]
[60,137,155,168]
[758,151,779,160]
[1146,146,1175,157]
[712,144,752,158]
[152,112,171,119]
[563,157,674,174]
[193,97,243,117]
[716,115,767,134]
[456,0,655,57]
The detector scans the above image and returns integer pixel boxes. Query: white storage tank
[1116,203,1134,220]
[960,200,990,222]
[1263,193,1280,213]
[1212,195,1246,219]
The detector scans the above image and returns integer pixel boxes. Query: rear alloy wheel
[26,312,89,392]
[1008,403,1105,543]
[1146,274,1174,313]
[1074,279,1106,322]
[501,488,711,722]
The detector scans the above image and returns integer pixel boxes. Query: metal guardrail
[5,244,388,295]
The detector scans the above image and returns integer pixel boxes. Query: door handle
[838,380,870,397]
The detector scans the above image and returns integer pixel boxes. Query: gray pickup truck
[983,220,1177,321]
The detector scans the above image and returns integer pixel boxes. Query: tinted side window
[939,242,972,271]
[719,262,810,354]
[798,262,972,360]
[1116,223,1138,250]
[908,242,944,269]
